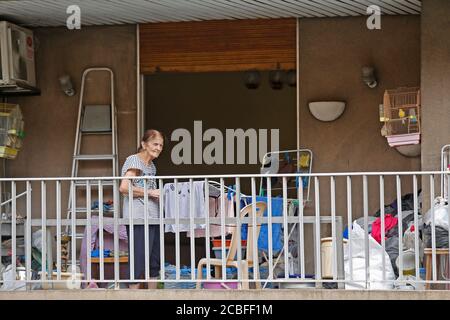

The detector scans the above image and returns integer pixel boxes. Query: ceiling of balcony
[0,0,421,27]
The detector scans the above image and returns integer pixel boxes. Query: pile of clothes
[346,190,423,277]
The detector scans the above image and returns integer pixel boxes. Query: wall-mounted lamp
[308,101,346,122]
[269,64,284,90]
[59,75,76,96]
[362,66,378,88]
[286,69,296,87]
[244,70,261,89]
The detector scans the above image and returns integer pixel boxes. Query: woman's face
[142,136,164,160]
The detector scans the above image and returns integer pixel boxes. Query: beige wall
[421,0,450,211]
[6,25,137,220]
[298,16,421,218]
[297,16,421,272]
[1,16,424,270]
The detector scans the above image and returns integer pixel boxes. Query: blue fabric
[343,227,349,239]
[240,196,283,253]
[91,249,111,257]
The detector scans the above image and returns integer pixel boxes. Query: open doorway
[144,71,296,177]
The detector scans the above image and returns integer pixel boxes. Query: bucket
[40,271,84,290]
[203,281,238,289]
[396,249,416,275]
[321,237,347,279]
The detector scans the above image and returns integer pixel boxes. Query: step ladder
[65,68,119,265]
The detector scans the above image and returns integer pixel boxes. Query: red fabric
[371,214,398,243]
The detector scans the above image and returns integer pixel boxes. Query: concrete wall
[298,15,421,217]
[421,0,450,211]
[6,25,137,220]
[296,15,421,273]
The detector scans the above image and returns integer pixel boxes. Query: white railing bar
[0,190,28,206]
[41,181,47,279]
[11,278,450,284]
[267,177,274,283]
[159,179,165,281]
[143,179,150,281]
[347,176,353,281]
[2,171,450,182]
[251,177,258,284]
[380,176,386,281]
[98,181,104,282]
[413,175,419,280]
[331,176,338,280]
[235,178,242,285]
[314,177,321,282]
[298,176,305,279]
[363,175,369,289]
[86,181,92,282]
[205,178,211,281]
[11,181,17,281]
[128,178,135,281]
[113,180,120,289]
[175,179,181,280]
[56,181,62,281]
[26,181,32,282]
[189,178,196,281]
[70,181,76,280]
[27,216,338,226]
[447,173,450,284]
[220,178,226,281]
[396,175,403,280]
[430,175,437,282]
[282,177,289,279]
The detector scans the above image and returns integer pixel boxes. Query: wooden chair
[196,201,267,289]
[424,248,450,290]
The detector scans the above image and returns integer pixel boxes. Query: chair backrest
[226,201,267,264]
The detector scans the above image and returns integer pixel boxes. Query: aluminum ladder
[65,68,119,266]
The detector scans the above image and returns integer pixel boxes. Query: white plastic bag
[344,222,395,290]
[423,197,449,230]
[0,265,26,291]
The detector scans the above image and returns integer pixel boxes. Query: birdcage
[382,87,421,147]
[0,103,25,159]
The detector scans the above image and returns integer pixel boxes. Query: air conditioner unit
[0,21,39,94]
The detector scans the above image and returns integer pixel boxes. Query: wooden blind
[139,18,296,73]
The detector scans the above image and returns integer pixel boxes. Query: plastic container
[387,133,420,147]
[395,249,416,275]
[40,271,84,290]
[320,237,347,279]
[211,239,246,248]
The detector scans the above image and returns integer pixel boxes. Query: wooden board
[139,18,296,73]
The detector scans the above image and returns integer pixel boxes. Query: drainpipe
[296,18,300,151]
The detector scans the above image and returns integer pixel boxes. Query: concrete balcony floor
[2,289,450,300]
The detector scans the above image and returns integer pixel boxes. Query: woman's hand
[149,189,160,199]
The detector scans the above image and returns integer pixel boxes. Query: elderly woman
[119,129,164,289]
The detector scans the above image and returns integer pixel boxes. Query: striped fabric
[121,154,159,219]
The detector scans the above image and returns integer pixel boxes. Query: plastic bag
[344,222,395,290]
[423,197,449,230]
